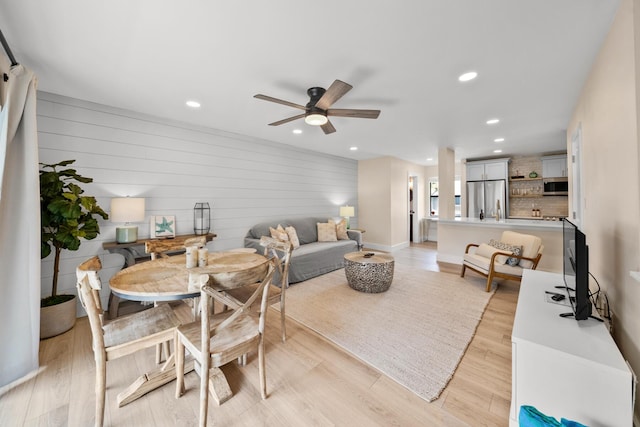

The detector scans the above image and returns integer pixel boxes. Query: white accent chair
[460,230,543,292]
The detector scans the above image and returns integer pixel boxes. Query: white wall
[37,92,357,312]
[567,0,640,420]
[358,156,425,251]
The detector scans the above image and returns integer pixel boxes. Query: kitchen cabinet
[466,158,509,181]
[542,154,567,178]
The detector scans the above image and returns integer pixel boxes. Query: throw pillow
[317,222,337,242]
[269,225,289,243]
[334,218,350,240]
[475,243,508,264]
[285,226,300,249]
[506,246,523,266]
[489,239,522,266]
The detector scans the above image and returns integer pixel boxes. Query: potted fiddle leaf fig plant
[40,159,108,339]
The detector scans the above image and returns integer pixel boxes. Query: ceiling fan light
[305,113,328,126]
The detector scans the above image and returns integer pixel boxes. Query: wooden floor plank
[3,243,518,426]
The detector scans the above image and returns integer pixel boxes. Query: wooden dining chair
[145,235,207,362]
[175,260,276,427]
[225,236,293,342]
[76,256,181,427]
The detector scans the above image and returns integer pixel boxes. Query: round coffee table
[344,252,395,293]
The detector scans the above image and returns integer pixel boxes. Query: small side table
[344,251,394,293]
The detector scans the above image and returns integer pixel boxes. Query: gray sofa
[244,217,362,284]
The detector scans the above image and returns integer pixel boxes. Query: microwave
[543,177,568,196]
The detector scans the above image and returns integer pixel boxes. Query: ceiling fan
[254,79,380,134]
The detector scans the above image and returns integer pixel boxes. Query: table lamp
[339,205,355,229]
[111,197,145,243]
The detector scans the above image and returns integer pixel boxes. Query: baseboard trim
[363,241,410,253]
[437,253,462,264]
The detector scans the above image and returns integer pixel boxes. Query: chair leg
[199,356,210,427]
[175,333,185,399]
[258,334,267,399]
[95,352,107,427]
[486,271,495,292]
[460,264,466,278]
[280,298,286,343]
[237,354,247,366]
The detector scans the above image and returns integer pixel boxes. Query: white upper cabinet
[466,159,509,181]
[542,154,568,178]
[466,163,486,181]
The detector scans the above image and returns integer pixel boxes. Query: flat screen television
[562,218,592,320]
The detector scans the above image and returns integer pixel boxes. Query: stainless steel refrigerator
[467,180,506,219]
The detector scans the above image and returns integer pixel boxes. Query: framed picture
[150,215,175,238]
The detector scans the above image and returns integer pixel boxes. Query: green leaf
[41,242,51,259]
[39,159,107,298]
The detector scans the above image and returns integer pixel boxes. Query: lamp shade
[340,206,355,217]
[110,197,145,223]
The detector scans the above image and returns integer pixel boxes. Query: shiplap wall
[37,92,357,313]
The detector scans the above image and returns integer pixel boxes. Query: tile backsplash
[508,156,569,218]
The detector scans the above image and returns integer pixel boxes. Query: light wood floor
[1,242,519,426]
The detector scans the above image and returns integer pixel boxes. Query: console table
[103,233,217,268]
[103,233,216,318]
[510,269,634,426]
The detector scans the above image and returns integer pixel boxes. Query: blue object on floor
[561,419,588,427]
[519,405,561,426]
[519,406,589,427]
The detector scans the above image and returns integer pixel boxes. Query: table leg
[207,366,233,405]
[117,354,190,407]
[117,353,234,407]
[108,293,121,319]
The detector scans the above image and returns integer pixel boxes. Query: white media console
[510,270,635,426]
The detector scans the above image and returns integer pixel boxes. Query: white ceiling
[0,1,620,165]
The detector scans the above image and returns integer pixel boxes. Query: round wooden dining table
[108,250,269,408]
[109,251,269,302]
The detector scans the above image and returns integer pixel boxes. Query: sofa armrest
[244,237,263,253]
[347,229,362,248]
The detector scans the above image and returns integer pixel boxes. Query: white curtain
[0,58,41,387]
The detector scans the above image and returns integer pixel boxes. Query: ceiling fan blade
[268,114,305,126]
[315,80,352,110]
[327,108,381,119]
[254,94,306,111]
[321,120,336,134]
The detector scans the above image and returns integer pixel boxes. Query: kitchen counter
[437,217,562,272]
[437,217,563,230]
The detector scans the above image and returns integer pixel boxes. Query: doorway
[409,176,419,242]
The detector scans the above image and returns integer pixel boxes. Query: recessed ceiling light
[493,149,503,153]
[426,158,433,161]
[486,118,500,125]
[494,138,505,142]
[350,146,358,151]
[292,129,302,134]
[458,71,478,82]
[186,100,201,108]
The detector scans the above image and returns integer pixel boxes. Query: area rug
[276,265,494,402]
